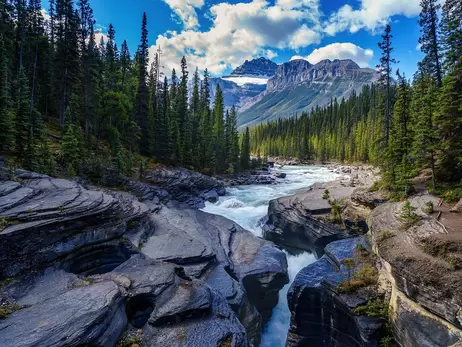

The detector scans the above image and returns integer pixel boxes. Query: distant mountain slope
[208,57,278,109]
[237,59,380,128]
[209,77,266,109]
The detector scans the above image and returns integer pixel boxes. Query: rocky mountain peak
[229,57,278,77]
[267,58,374,92]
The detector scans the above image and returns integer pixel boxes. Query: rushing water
[202,166,341,347]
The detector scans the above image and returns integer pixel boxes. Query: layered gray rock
[286,237,383,347]
[141,167,226,208]
[369,195,462,347]
[264,182,354,257]
[0,169,288,347]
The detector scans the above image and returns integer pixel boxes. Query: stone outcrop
[369,195,462,347]
[0,169,288,347]
[264,167,377,257]
[140,167,226,208]
[286,236,383,347]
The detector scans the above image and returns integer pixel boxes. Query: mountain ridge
[236,58,380,128]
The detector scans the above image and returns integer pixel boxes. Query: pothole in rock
[126,294,155,328]
[65,245,133,276]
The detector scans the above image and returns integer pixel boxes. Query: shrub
[398,201,420,226]
[424,201,434,214]
[322,189,330,200]
[353,299,388,318]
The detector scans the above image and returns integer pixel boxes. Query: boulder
[264,184,348,257]
[141,167,225,208]
[286,237,383,347]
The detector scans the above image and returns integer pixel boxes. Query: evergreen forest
[0,0,251,180]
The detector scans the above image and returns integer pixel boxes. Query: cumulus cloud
[325,0,421,35]
[152,0,322,75]
[291,42,374,68]
[162,0,204,30]
[289,25,322,50]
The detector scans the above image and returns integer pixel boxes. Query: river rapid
[202,165,341,347]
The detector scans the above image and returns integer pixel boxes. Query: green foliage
[322,189,330,200]
[424,201,434,214]
[0,301,24,319]
[353,299,388,318]
[398,201,420,226]
[60,123,81,176]
[327,198,344,224]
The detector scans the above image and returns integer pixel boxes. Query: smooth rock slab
[286,237,381,347]
[0,281,127,347]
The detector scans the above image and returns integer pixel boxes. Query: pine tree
[14,66,31,161]
[0,33,15,154]
[135,12,150,155]
[177,56,190,165]
[240,127,251,171]
[436,60,462,181]
[120,40,131,88]
[440,0,462,70]
[412,68,438,189]
[387,71,412,189]
[190,67,201,165]
[212,84,225,173]
[199,69,212,170]
[419,0,443,86]
[377,24,398,147]
[226,106,240,172]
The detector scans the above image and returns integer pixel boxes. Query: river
[202,165,341,347]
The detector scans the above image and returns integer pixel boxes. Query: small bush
[322,189,330,200]
[0,302,24,319]
[424,201,434,214]
[353,299,388,318]
[447,255,461,270]
[398,201,420,226]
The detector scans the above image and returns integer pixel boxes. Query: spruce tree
[419,0,443,85]
[440,0,462,70]
[240,127,251,171]
[412,69,438,189]
[0,33,14,154]
[212,84,225,173]
[135,12,150,155]
[14,66,31,161]
[388,71,412,189]
[377,24,398,147]
[436,60,462,181]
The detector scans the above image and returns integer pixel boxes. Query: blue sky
[42,0,424,77]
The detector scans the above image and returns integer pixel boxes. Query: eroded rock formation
[0,168,288,347]
[286,237,383,347]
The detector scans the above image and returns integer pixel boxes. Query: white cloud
[325,0,421,35]
[292,42,374,68]
[153,0,322,76]
[162,0,204,30]
[289,24,322,50]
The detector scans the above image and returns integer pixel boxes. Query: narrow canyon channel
[202,166,341,347]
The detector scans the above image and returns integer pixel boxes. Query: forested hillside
[250,0,462,191]
[0,0,251,179]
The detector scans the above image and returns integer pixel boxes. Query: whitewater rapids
[202,166,340,346]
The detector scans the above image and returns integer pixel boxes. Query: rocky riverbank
[0,165,289,347]
[263,165,377,257]
[264,164,462,347]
